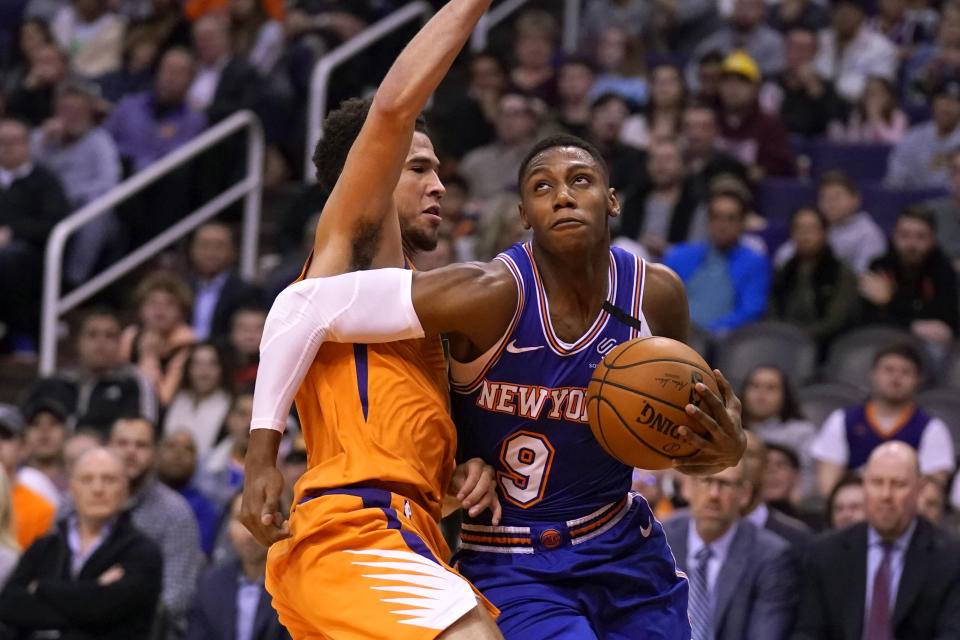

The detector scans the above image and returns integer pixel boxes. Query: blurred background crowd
[2,0,960,638]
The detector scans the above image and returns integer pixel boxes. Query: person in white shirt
[163,342,234,457]
[811,343,955,498]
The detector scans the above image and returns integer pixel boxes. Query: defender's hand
[449,458,502,525]
[241,464,291,547]
[673,369,746,475]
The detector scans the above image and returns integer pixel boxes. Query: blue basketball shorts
[454,492,691,640]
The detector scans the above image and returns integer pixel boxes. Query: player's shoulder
[417,259,516,297]
[640,262,689,340]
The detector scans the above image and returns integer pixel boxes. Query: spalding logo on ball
[586,336,720,470]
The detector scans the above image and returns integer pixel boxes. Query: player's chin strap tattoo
[602,301,644,333]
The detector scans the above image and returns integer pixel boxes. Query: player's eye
[411,166,426,174]
[534,181,550,192]
[573,174,590,184]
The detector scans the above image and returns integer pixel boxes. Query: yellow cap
[721,51,761,83]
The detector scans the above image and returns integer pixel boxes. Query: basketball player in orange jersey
[240,1,506,639]
[247,133,747,638]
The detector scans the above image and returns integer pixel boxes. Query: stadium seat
[916,389,960,449]
[798,382,866,428]
[809,142,893,183]
[859,183,949,232]
[939,348,960,389]
[686,324,712,361]
[713,321,817,391]
[755,178,816,225]
[823,326,931,390]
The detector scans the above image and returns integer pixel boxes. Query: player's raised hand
[449,458,502,525]
[672,368,746,475]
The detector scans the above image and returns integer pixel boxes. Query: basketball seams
[605,357,713,378]
[595,395,700,460]
[594,379,691,413]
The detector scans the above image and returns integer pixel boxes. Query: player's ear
[518,202,532,230]
[607,187,620,219]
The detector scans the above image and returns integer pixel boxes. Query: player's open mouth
[422,205,442,221]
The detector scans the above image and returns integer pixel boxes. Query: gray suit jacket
[663,516,799,640]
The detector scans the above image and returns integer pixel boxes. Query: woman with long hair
[163,341,234,456]
[228,0,283,75]
[622,62,686,148]
[830,75,907,143]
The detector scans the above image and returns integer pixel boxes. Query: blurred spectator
[51,0,126,79]
[904,1,960,109]
[741,365,819,502]
[760,26,846,138]
[623,63,685,149]
[508,11,558,106]
[681,103,748,205]
[925,148,960,269]
[459,93,540,201]
[0,18,55,97]
[472,192,527,262]
[197,390,251,510]
[555,57,595,139]
[24,307,159,436]
[830,75,907,143]
[23,0,65,23]
[763,442,806,518]
[436,175,477,262]
[105,47,206,172]
[123,0,191,63]
[741,431,813,548]
[186,0,283,22]
[770,206,860,344]
[814,0,898,103]
[229,0,283,76]
[6,44,69,126]
[0,468,19,587]
[188,14,258,124]
[109,416,201,632]
[811,343,955,498]
[0,117,70,351]
[916,476,948,527]
[416,234,456,271]
[120,271,196,407]
[692,0,785,81]
[631,469,674,522]
[664,460,798,640]
[156,431,219,556]
[793,442,960,640]
[768,0,829,33]
[0,405,55,550]
[19,399,69,507]
[31,82,122,286]
[189,221,264,340]
[95,35,158,104]
[429,51,503,160]
[0,447,162,639]
[585,93,646,202]
[617,137,699,261]
[229,305,265,387]
[163,341,233,456]
[826,471,867,530]
[775,172,886,274]
[186,493,292,640]
[579,0,652,52]
[62,430,102,473]
[861,206,959,349]
[886,78,960,190]
[587,27,648,109]
[695,50,725,105]
[870,0,935,50]
[716,51,796,180]
[664,189,771,334]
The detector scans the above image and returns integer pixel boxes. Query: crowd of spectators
[3,0,960,638]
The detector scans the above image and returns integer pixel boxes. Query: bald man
[740,431,812,548]
[0,448,163,638]
[792,442,960,640]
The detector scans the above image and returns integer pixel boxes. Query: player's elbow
[369,90,419,125]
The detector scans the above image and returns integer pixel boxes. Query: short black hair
[517,134,608,188]
[873,342,924,374]
[765,442,801,470]
[699,50,725,67]
[826,471,863,527]
[819,170,859,196]
[790,205,826,230]
[897,204,937,233]
[312,97,430,194]
[77,305,121,333]
[707,188,750,218]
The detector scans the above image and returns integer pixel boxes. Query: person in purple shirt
[105,47,206,173]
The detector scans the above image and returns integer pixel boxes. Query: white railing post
[40,111,264,375]
[305,1,432,182]
[562,0,581,53]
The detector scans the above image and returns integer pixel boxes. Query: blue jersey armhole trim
[354,343,369,420]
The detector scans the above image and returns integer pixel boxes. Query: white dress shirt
[863,519,917,627]
[687,518,740,593]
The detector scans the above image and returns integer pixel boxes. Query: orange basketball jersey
[292,334,456,522]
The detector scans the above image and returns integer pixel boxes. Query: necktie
[864,543,894,640]
[689,545,714,640]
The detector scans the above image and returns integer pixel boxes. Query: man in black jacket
[0,118,70,352]
[0,447,162,639]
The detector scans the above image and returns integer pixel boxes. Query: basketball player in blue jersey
[252,133,745,638]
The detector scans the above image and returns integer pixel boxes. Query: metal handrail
[40,110,264,375]
[304,1,432,181]
[471,0,581,53]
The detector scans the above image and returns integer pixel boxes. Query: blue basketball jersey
[450,242,651,525]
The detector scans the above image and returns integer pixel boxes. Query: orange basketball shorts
[266,486,498,640]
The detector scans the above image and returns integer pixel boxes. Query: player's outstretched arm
[307,0,494,278]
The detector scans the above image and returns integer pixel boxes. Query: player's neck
[532,241,610,330]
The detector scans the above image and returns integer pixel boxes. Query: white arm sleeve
[918,418,956,475]
[809,409,850,465]
[250,268,424,432]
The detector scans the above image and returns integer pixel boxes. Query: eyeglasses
[693,476,742,491]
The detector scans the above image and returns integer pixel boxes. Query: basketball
[586,337,720,470]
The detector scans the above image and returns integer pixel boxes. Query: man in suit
[186,492,291,640]
[742,430,812,549]
[792,441,960,640]
[189,221,264,340]
[664,459,798,640]
[0,447,162,639]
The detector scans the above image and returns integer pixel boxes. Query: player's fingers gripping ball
[587,337,720,470]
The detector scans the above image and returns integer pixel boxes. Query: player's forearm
[246,428,283,471]
[373,0,493,122]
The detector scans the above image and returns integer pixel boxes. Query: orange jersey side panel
[292,336,456,521]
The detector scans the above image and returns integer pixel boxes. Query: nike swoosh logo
[505,340,544,354]
[640,520,653,538]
